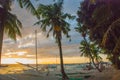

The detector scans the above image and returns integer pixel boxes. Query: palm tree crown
[35,2,74,40]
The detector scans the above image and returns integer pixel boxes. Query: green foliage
[35,1,75,79]
[0,0,38,40]
[77,0,120,69]
[0,0,38,65]
[17,0,39,18]
[35,2,75,41]
[4,13,22,40]
[79,40,102,63]
[79,40,90,57]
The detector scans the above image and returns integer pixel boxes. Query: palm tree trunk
[0,8,5,66]
[35,30,38,71]
[89,58,92,66]
[83,37,102,72]
[0,25,4,66]
[57,37,69,80]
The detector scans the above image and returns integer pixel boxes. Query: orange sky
[1,55,108,64]
[1,57,88,64]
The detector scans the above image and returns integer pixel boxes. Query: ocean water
[36,62,111,72]
[34,63,88,72]
[4,62,110,73]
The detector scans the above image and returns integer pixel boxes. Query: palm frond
[17,0,39,18]
[47,26,53,37]
[62,13,75,19]
[34,1,75,45]
[4,12,22,40]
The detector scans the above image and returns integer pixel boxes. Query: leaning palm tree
[79,40,92,66]
[80,40,91,61]
[35,1,74,80]
[0,0,38,65]
[75,24,102,72]
[79,40,102,71]
[90,43,102,63]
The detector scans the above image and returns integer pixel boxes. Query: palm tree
[79,40,92,65]
[17,0,39,17]
[79,39,102,72]
[0,0,38,66]
[75,24,102,72]
[35,1,74,80]
[80,40,103,70]
[90,43,102,63]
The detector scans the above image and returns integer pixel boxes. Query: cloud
[3,39,15,44]
[2,0,82,60]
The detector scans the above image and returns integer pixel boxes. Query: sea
[27,63,93,72]
[1,62,111,73]
[32,62,111,72]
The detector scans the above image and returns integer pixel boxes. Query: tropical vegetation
[35,0,74,79]
[76,0,120,69]
[0,0,38,66]
[0,0,120,78]
[75,24,102,72]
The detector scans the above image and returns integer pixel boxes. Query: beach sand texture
[0,64,120,80]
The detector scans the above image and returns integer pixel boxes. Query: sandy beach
[0,64,59,80]
[0,64,120,80]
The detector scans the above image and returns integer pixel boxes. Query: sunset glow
[2,58,35,64]
[2,48,108,64]
[1,56,108,64]
[1,57,89,64]
[4,51,27,56]
[1,0,109,65]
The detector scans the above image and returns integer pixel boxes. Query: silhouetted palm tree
[35,1,74,80]
[0,0,38,66]
[75,24,102,72]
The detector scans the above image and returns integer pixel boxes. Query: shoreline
[0,63,119,80]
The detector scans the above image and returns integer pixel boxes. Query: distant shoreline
[1,61,110,65]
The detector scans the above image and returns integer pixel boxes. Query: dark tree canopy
[77,0,120,69]
[77,0,120,52]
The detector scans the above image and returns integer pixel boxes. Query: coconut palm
[0,0,38,65]
[75,24,102,72]
[80,39,102,72]
[79,40,92,64]
[17,0,39,17]
[90,43,102,63]
[35,1,74,80]
[80,40,102,70]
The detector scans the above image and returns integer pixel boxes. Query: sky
[1,0,107,64]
